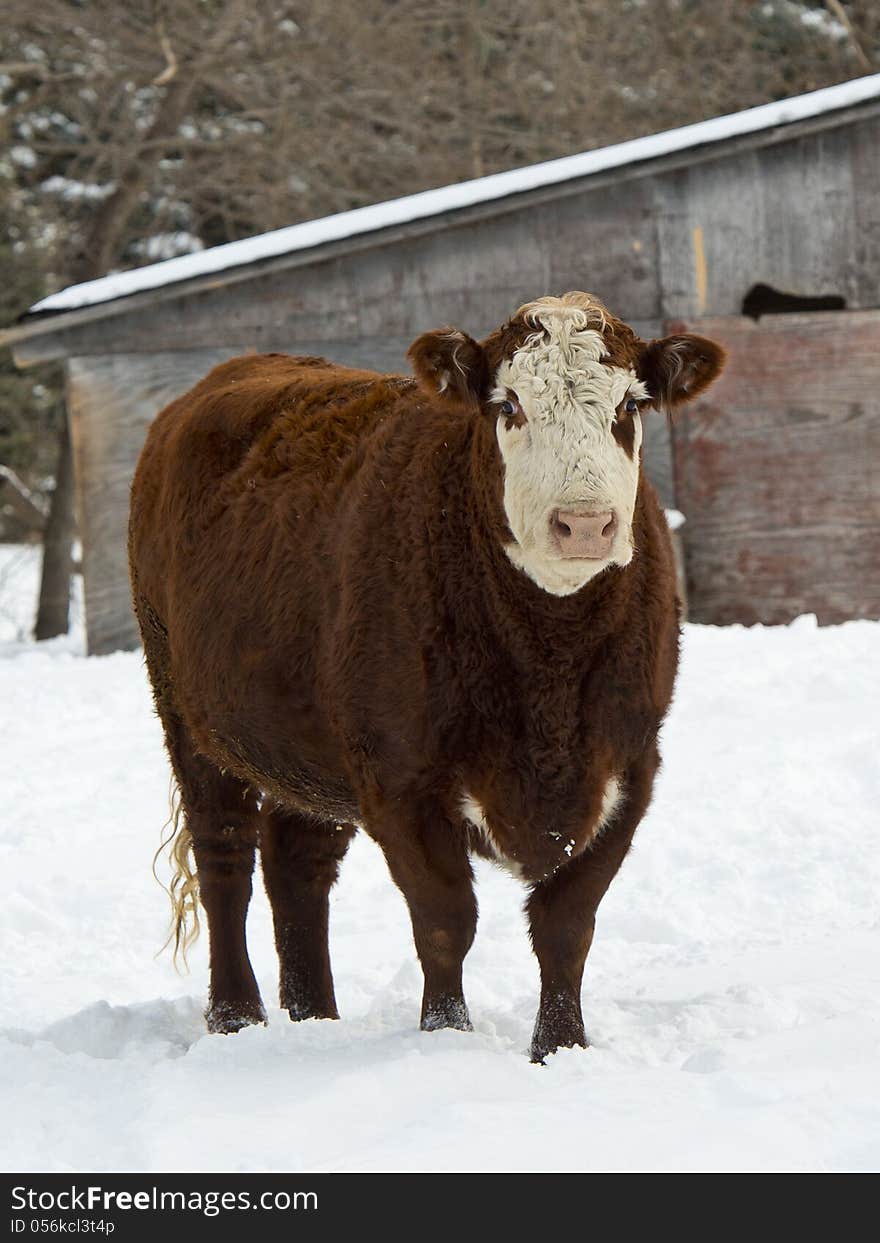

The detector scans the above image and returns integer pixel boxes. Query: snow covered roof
[20,73,880,320]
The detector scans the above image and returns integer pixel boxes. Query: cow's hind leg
[135,594,264,1034]
[165,718,265,1034]
[260,808,355,1021]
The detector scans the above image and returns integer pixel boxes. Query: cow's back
[131,355,394,585]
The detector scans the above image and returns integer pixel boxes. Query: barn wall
[671,310,880,625]
[67,351,236,654]
[655,117,880,319]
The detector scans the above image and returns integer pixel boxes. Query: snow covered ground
[1,543,878,1173]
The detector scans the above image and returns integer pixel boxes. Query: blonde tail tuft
[153,783,201,970]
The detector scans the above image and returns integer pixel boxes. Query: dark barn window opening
[742,283,846,320]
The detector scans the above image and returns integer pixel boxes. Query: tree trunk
[34,416,75,641]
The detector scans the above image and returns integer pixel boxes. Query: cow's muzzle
[551,508,618,560]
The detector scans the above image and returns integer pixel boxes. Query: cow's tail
[153,782,201,969]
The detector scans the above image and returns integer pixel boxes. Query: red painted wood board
[668,311,880,625]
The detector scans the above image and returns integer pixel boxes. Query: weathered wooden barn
[3,74,880,653]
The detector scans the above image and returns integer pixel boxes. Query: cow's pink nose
[551,509,617,559]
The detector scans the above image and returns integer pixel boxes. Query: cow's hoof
[206,1000,267,1034]
[284,1004,340,1022]
[530,1004,587,1063]
[421,996,473,1033]
[530,1033,588,1064]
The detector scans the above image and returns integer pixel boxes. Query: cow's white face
[494,303,648,595]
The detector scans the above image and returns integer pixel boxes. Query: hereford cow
[129,292,724,1061]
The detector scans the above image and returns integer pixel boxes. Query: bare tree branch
[152,12,179,87]
[824,0,874,71]
[0,465,48,529]
[0,60,50,77]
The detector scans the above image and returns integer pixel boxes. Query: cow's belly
[460,775,625,883]
[219,736,362,825]
[189,694,363,827]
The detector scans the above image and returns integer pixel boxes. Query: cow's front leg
[375,801,477,1032]
[527,751,658,1063]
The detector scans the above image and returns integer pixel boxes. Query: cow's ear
[408,328,490,407]
[639,334,726,412]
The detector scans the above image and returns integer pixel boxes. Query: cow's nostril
[554,514,573,539]
[601,514,617,538]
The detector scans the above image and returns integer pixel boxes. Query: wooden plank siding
[67,351,236,653]
[670,311,880,626]
[654,121,880,321]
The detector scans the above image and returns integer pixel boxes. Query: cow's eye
[624,396,639,414]
[499,399,516,416]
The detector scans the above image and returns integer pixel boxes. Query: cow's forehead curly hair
[481,291,644,373]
